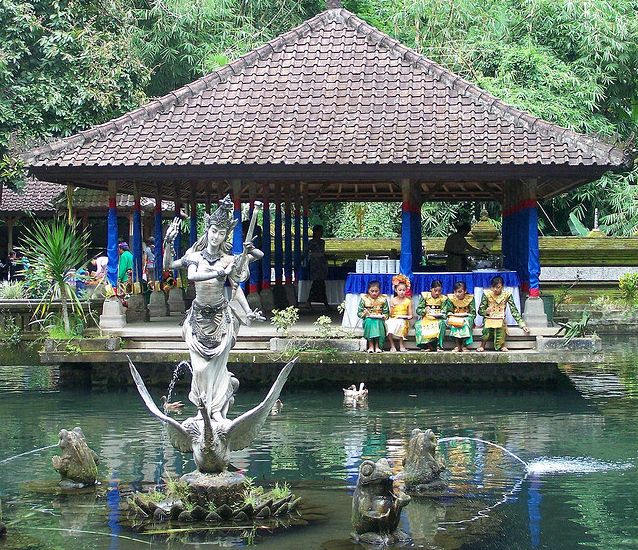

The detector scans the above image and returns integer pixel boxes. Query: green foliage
[313,315,333,338]
[0,314,22,348]
[555,311,592,344]
[271,306,299,335]
[0,154,26,192]
[331,202,401,239]
[0,281,26,299]
[19,217,90,333]
[271,481,291,500]
[1,0,150,159]
[618,273,638,305]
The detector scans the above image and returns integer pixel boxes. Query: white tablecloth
[297,279,345,306]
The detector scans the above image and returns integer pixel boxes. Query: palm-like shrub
[19,218,90,334]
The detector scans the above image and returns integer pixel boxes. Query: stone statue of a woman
[163,195,263,421]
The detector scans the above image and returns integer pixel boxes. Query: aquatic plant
[554,311,592,344]
[0,315,22,348]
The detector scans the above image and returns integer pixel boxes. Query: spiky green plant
[19,218,90,334]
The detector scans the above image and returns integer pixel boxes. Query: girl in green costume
[358,280,389,353]
[442,281,476,352]
[415,279,447,351]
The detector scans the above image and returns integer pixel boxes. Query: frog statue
[402,428,447,495]
[351,458,411,545]
[52,427,99,487]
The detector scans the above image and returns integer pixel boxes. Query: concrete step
[123,340,271,350]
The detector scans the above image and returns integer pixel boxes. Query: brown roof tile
[0,180,64,213]
[23,8,625,173]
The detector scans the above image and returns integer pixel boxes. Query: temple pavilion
[21,1,627,319]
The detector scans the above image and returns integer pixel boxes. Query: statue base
[405,479,449,496]
[167,286,186,314]
[148,289,169,317]
[99,297,126,329]
[181,470,246,508]
[351,529,411,546]
[125,293,149,323]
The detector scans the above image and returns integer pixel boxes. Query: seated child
[386,278,413,352]
[358,280,389,353]
[477,275,529,352]
[415,279,446,351]
[442,281,475,352]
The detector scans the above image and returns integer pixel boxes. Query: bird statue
[343,382,368,400]
[270,399,283,416]
[129,357,296,474]
[161,395,184,413]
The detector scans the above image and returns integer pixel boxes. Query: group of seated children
[357,275,529,353]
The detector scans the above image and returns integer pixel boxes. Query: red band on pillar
[520,282,530,294]
[109,197,117,209]
[154,204,161,214]
[503,199,537,217]
[233,199,241,211]
[249,283,258,293]
[529,287,540,297]
[134,197,141,210]
[402,201,411,213]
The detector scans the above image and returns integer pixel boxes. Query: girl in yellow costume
[442,281,476,352]
[415,279,446,351]
[358,280,389,353]
[386,278,413,352]
[477,275,529,351]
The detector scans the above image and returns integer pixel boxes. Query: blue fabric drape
[284,204,293,283]
[107,204,118,286]
[190,209,197,247]
[262,201,271,288]
[274,202,283,284]
[133,206,143,283]
[232,200,242,255]
[154,209,163,276]
[527,205,540,292]
[400,206,413,277]
[345,271,521,295]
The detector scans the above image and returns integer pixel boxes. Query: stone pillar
[260,183,274,312]
[302,188,309,256]
[6,216,14,256]
[106,181,119,287]
[503,179,547,327]
[100,297,126,329]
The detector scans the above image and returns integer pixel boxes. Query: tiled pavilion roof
[22,8,627,202]
[0,180,64,214]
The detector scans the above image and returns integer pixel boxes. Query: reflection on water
[0,338,638,548]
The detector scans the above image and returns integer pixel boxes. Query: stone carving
[402,428,447,494]
[130,195,295,475]
[129,358,295,473]
[51,427,99,487]
[351,458,410,545]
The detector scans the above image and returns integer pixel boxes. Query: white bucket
[371,259,380,273]
[363,259,372,273]
[393,259,401,273]
[356,259,364,273]
[378,259,388,273]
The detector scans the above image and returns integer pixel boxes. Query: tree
[0,0,150,188]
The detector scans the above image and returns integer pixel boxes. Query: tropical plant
[0,280,25,299]
[19,218,90,334]
[554,311,592,344]
[313,315,333,338]
[271,306,299,336]
[618,273,638,306]
[0,314,22,348]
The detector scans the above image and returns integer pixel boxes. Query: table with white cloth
[297,265,348,306]
[341,271,522,329]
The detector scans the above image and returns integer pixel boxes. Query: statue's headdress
[204,194,237,232]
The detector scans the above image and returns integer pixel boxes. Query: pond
[1,337,637,549]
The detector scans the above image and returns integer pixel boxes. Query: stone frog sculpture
[52,427,99,487]
[352,458,411,545]
[402,428,447,495]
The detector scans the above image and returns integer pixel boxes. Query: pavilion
[21,1,627,320]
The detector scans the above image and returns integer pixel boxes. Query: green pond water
[1,338,638,549]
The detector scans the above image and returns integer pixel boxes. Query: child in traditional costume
[415,279,446,351]
[477,276,529,352]
[386,276,413,352]
[358,280,389,353]
[442,281,476,352]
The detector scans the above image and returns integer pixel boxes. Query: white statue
[163,195,263,420]
[129,195,296,474]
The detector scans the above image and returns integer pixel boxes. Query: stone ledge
[269,337,365,352]
[535,335,602,352]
